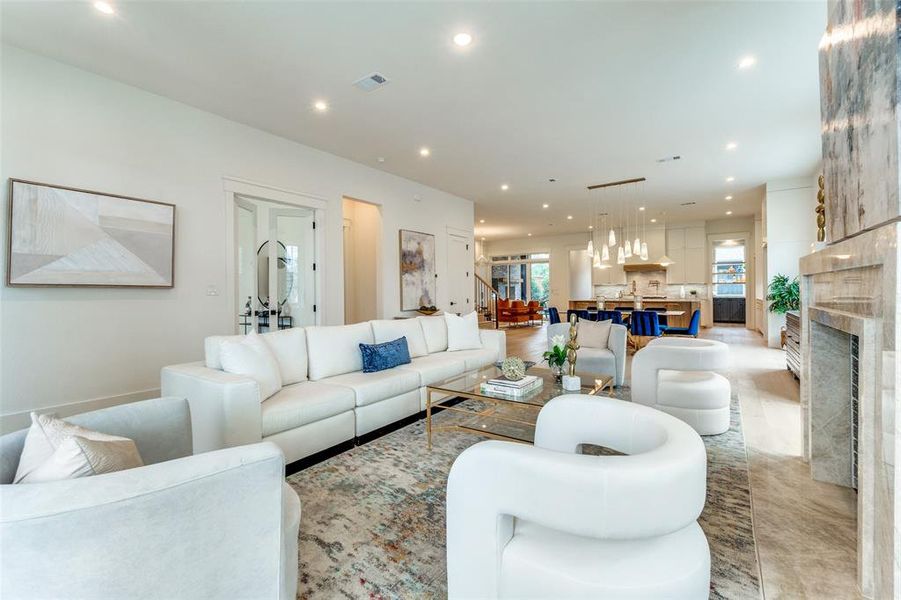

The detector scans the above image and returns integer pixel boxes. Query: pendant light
[624,239,632,258]
[640,241,649,261]
[593,249,601,268]
[587,234,594,256]
[608,228,616,247]
[616,245,626,264]
[601,243,610,262]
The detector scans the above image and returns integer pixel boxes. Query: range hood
[623,263,668,272]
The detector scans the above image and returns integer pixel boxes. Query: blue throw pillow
[359,336,411,373]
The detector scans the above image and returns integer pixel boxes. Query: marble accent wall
[819,0,901,241]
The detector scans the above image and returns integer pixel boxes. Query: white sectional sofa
[162,316,506,464]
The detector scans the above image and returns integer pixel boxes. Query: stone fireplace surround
[800,222,899,599]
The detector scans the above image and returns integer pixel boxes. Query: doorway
[233,195,317,331]
[712,239,747,324]
[343,198,381,324]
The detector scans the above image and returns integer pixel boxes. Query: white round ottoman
[632,337,732,435]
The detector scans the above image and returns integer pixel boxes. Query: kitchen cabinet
[684,247,706,283]
[666,225,707,284]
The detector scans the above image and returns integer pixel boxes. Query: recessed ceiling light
[725,142,738,151]
[589,225,594,230]
[479,219,485,223]
[94,1,114,14]
[501,184,509,191]
[725,195,733,201]
[651,218,657,223]
[453,32,473,47]
[527,233,532,237]
[566,215,573,220]
[377,157,385,163]
[726,210,733,215]
[542,203,549,209]
[639,206,645,211]
[481,236,486,241]
[738,55,757,70]
[313,100,329,112]
[419,147,430,157]
[726,176,735,182]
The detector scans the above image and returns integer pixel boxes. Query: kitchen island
[568,298,703,329]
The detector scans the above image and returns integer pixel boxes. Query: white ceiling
[1,1,826,240]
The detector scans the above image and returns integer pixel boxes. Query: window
[712,242,746,297]
[489,253,550,305]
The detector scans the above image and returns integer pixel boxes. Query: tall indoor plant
[766,274,800,313]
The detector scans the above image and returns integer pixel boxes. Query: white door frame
[446,227,474,314]
[224,177,327,331]
[707,230,753,330]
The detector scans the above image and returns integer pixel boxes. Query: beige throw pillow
[579,319,613,349]
[14,412,144,484]
[21,436,144,484]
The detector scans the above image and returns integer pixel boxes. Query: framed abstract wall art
[399,229,436,311]
[7,179,175,287]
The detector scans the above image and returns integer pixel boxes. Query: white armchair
[0,397,300,600]
[632,337,732,435]
[546,322,627,385]
[446,394,709,599]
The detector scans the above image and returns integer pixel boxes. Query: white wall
[0,46,473,428]
[762,177,819,347]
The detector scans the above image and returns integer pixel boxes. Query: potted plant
[543,334,568,382]
[766,274,800,313]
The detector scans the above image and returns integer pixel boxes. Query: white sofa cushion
[445,311,482,351]
[657,371,731,410]
[579,319,612,349]
[14,412,144,483]
[219,334,283,400]
[204,334,242,369]
[261,382,356,437]
[305,322,374,380]
[371,319,428,358]
[325,368,420,407]
[260,328,308,386]
[398,354,467,386]
[439,347,496,371]
[419,316,449,353]
[21,435,144,484]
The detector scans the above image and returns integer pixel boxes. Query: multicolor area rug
[287,390,761,599]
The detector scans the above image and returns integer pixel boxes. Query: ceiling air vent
[680,201,696,206]
[353,72,390,92]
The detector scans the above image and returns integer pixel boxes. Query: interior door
[234,198,257,332]
[269,208,316,327]
[447,234,473,315]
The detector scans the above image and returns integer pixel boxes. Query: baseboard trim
[0,388,161,434]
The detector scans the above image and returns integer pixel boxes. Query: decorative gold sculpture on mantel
[566,313,580,376]
[816,174,826,242]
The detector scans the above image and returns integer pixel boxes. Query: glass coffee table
[425,365,614,448]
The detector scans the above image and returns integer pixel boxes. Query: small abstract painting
[7,179,175,287]
[399,229,436,311]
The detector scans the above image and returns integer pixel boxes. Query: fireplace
[800,236,895,599]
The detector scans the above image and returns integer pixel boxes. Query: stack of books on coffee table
[480,374,543,398]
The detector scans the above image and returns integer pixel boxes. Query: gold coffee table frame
[425,365,614,449]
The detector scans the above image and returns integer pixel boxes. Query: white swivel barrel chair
[632,337,732,435]
[447,394,710,599]
[0,397,300,600]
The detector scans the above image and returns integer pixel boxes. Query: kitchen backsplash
[592,283,710,300]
